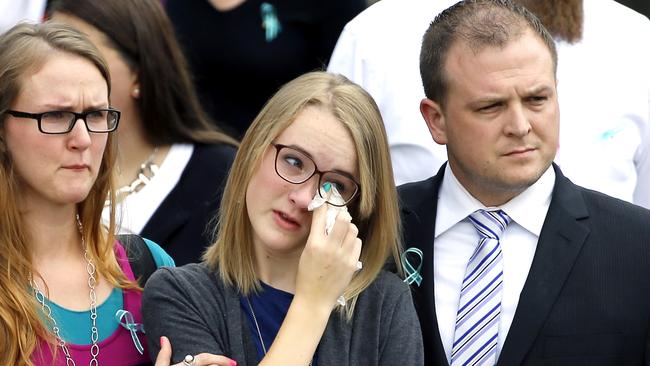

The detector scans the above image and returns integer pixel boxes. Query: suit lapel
[400,165,449,366]
[498,165,590,365]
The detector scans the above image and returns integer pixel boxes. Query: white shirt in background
[102,143,194,234]
[0,0,47,32]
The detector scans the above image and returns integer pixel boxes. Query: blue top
[49,238,174,344]
[240,281,320,365]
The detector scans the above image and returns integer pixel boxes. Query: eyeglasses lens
[275,146,357,205]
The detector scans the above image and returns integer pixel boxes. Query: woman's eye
[87,110,104,119]
[329,180,347,193]
[283,156,303,168]
[43,111,67,120]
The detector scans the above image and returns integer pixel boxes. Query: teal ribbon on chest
[115,309,146,355]
[261,2,282,42]
[401,247,423,286]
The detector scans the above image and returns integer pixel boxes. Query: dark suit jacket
[141,143,236,265]
[399,163,650,366]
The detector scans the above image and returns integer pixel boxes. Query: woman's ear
[420,98,448,145]
[131,82,140,99]
[130,69,140,99]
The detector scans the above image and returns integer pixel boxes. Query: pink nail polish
[159,336,164,347]
[229,360,237,366]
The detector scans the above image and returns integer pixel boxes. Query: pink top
[32,242,151,365]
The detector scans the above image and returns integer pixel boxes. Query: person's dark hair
[49,0,238,146]
[515,0,583,43]
[420,0,557,108]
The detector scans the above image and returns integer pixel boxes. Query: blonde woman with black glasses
[143,72,423,366]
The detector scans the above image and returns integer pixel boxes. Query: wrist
[290,293,334,321]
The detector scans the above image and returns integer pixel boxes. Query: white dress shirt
[434,164,554,362]
[0,0,46,33]
[102,143,194,234]
[328,0,650,208]
[328,0,456,186]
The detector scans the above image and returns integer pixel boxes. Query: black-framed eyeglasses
[5,108,120,134]
[272,143,360,206]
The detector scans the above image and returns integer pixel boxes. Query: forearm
[143,268,225,363]
[259,296,332,366]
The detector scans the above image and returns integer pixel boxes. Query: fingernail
[159,336,164,347]
[229,360,237,366]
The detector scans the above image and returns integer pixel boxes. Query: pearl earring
[133,88,140,98]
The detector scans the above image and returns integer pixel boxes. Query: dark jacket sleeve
[142,265,228,363]
[378,275,425,365]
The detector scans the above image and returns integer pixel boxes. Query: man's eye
[477,103,501,112]
[527,96,548,105]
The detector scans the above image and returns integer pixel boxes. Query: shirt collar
[436,164,555,237]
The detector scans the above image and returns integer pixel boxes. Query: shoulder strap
[117,234,157,288]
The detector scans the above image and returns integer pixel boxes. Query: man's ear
[420,98,448,145]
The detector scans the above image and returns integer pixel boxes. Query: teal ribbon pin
[115,309,146,355]
[401,247,423,286]
[261,2,281,42]
[599,125,625,141]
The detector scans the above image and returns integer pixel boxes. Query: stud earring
[132,87,140,98]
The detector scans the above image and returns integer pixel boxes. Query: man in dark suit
[399,1,650,365]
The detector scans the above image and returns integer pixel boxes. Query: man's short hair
[420,0,557,108]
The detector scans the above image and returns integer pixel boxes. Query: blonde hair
[204,71,402,319]
[0,22,135,365]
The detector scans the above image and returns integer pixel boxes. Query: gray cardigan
[142,263,424,365]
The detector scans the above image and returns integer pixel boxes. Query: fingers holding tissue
[297,184,362,309]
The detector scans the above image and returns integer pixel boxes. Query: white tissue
[307,184,347,236]
[307,183,349,306]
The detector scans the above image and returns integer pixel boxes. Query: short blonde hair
[204,72,402,318]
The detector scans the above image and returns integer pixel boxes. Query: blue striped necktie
[451,209,511,366]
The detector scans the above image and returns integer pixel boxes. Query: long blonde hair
[0,22,134,366]
[204,72,402,319]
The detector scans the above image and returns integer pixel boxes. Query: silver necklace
[115,147,159,197]
[245,297,313,366]
[30,214,100,365]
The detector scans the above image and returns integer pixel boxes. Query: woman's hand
[255,205,361,365]
[155,336,236,366]
[295,203,362,310]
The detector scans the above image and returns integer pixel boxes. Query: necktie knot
[468,209,511,241]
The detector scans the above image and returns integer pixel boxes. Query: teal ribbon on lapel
[115,309,146,355]
[401,247,423,286]
[261,2,282,42]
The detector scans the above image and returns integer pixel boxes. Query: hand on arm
[155,336,236,366]
[259,204,362,365]
[142,268,233,365]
